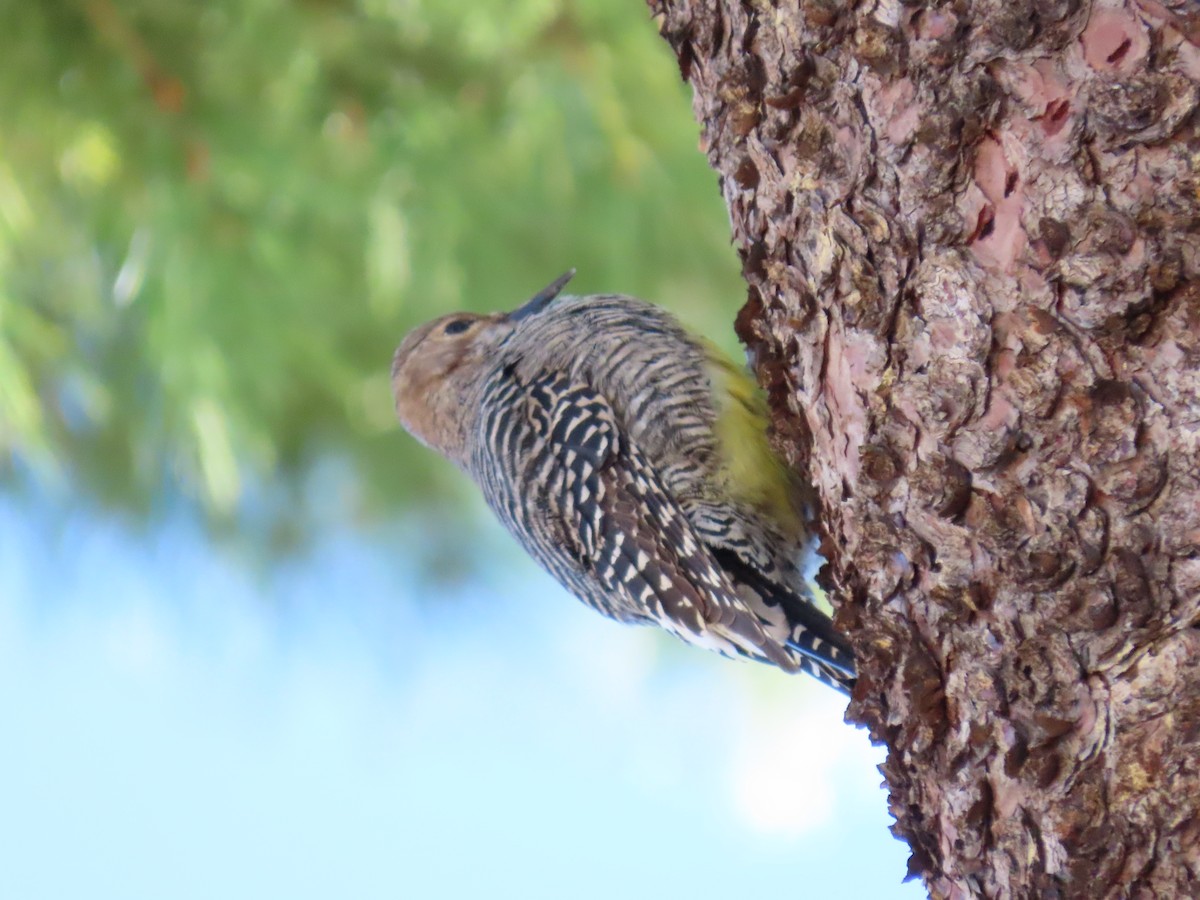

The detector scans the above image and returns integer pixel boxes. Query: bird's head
[391,270,576,464]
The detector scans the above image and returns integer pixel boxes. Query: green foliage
[0,0,743,546]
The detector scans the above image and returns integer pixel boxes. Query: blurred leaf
[0,0,745,561]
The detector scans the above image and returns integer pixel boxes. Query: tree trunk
[648,1,1200,896]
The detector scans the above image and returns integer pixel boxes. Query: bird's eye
[442,319,472,336]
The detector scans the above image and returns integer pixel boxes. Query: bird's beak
[507,269,576,322]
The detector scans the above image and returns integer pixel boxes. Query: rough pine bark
[647,1,1200,896]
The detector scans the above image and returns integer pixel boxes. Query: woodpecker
[391,271,856,693]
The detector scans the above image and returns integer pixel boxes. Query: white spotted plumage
[392,275,857,693]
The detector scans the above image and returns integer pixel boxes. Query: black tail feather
[712,548,857,695]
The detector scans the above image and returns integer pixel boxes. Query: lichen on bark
[649,0,1200,896]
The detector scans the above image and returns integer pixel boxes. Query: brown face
[390,270,576,457]
[391,312,499,455]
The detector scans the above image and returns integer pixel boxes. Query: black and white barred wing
[480,369,794,667]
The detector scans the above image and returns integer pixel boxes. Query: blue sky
[0,496,923,900]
